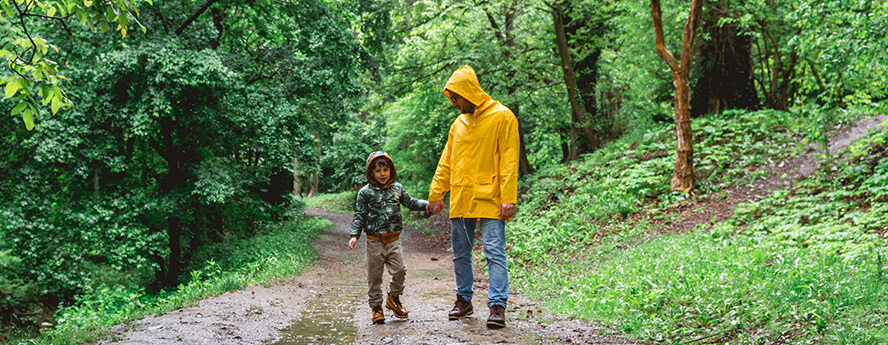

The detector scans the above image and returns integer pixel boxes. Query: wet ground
[97,209,633,345]
[96,114,886,345]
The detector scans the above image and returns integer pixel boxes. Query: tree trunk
[291,143,303,197]
[651,0,702,193]
[691,2,759,116]
[165,216,181,286]
[510,103,534,175]
[308,172,319,197]
[484,2,532,175]
[562,2,610,142]
[307,132,321,198]
[553,1,599,160]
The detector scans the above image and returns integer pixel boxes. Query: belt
[366,232,400,244]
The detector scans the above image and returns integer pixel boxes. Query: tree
[650,0,702,193]
[690,0,759,116]
[1,0,148,130]
[0,0,370,326]
[381,0,569,183]
[552,1,599,161]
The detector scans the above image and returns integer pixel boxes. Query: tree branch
[12,0,39,64]
[679,0,703,77]
[650,0,679,74]
[22,12,73,37]
[175,0,223,36]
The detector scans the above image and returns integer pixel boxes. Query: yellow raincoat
[429,65,520,219]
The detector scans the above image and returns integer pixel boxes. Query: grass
[304,191,357,214]
[8,215,331,345]
[510,106,888,343]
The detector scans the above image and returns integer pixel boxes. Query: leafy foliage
[510,108,888,343]
[0,0,372,338]
[1,0,149,130]
[12,215,329,345]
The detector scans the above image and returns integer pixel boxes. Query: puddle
[270,283,362,345]
[409,268,452,280]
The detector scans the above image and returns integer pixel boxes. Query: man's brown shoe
[448,295,473,320]
[371,306,385,324]
[385,293,409,319]
[486,304,506,329]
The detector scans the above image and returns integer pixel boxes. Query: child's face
[372,161,390,185]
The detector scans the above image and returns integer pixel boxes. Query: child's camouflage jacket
[350,182,428,239]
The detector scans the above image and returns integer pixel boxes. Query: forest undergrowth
[5,204,330,345]
[509,106,888,344]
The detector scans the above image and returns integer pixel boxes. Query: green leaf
[0,50,11,57]
[4,80,20,98]
[22,108,34,131]
[76,8,87,24]
[11,101,27,116]
[51,96,61,114]
[52,84,62,100]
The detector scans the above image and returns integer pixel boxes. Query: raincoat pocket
[474,173,497,201]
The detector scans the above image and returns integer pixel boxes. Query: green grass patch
[510,108,888,343]
[304,191,357,213]
[8,216,331,345]
[520,226,888,344]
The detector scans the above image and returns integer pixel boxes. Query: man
[427,65,519,329]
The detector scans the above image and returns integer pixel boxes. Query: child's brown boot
[385,293,409,319]
[371,306,385,324]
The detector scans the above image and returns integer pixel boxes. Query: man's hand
[428,200,444,215]
[499,203,516,221]
[348,237,357,250]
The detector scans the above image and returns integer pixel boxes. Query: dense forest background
[1,0,886,343]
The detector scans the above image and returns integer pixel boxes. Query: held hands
[348,237,357,250]
[428,200,444,215]
[499,203,516,221]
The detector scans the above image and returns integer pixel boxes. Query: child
[348,151,429,324]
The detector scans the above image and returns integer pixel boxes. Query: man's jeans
[450,218,509,308]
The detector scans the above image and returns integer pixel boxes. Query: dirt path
[95,114,885,344]
[98,209,632,344]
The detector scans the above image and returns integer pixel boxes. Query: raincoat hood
[443,65,492,108]
[365,151,396,189]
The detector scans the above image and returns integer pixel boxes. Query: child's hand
[428,200,444,214]
[348,237,357,249]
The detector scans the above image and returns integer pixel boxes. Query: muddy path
[98,209,632,345]
[94,114,886,345]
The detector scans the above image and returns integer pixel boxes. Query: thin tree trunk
[307,132,321,198]
[510,103,534,175]
[553,1,598,160]
[291,142,302,197]
[308,172,319,197]
[651,0,702,193]
[484,2,532,175]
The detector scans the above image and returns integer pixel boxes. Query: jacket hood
[365,151,396,189]
[443,65,492,107]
